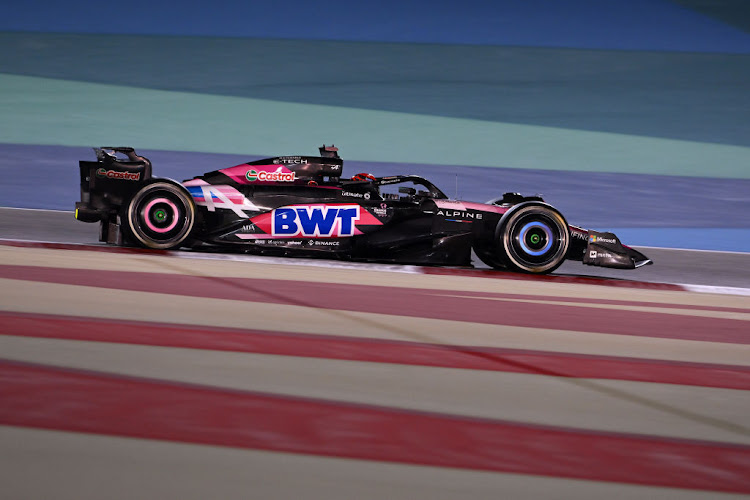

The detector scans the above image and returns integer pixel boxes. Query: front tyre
[124,181,195,250]
[498,204,569,274]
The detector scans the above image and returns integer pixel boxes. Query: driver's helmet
[351,172,376,182]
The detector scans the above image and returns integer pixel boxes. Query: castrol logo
[245,169,296,182]
[96,168,141,181]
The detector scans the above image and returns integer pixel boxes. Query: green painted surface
[2,73,749,178]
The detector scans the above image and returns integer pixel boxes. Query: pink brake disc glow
[142,198,179,233]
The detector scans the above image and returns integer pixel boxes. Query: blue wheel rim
[517,221,553,256]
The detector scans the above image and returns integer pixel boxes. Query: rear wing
[75,147,153,223]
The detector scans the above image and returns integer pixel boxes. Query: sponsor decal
[308,240,340,247]
[342,191,371,199]
[571,230,588,241]
[239,224,257,233]
[273,240,302,246]
[245,168,296,182]
[272,205,360,237]
[589,234,617,244]
[378,176,403,185]
[273,157,308,165]
[253,239,303,247]
[436,209,482,220]
[96,168,140,181]
[372,202,389,217]
[590,250,613,259]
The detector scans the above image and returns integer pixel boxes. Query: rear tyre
[123,181,195,250]
[498,204,569,274]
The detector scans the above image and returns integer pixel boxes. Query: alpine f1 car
[74,145,652,274]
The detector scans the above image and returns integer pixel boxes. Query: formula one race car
[75,145,651,274]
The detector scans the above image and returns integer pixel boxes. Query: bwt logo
[272,205,360,237]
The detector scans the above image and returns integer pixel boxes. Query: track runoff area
[1,237,749,500]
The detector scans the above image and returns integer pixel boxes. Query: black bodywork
[75,146,651,274]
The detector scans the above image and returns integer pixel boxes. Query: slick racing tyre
[123,181,195,250]
[497,204,569,274]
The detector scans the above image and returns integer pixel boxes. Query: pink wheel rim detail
[142,198,179,233]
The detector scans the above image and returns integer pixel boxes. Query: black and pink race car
[74,145,651,274]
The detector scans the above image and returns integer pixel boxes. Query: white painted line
[680,284,750,297]
[634,245,750,256]
[172,249,424,274]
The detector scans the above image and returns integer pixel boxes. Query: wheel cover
[142,197,180,234]
[516,221,554,256]
[128,184,194,249]
[503,207,569,273]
